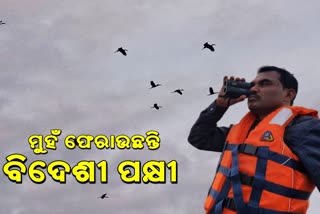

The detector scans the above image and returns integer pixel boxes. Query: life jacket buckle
[223,197,236,211]
[239,173,254,185]
[238,143,258,155]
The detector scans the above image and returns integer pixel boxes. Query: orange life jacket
[204,106,318,214]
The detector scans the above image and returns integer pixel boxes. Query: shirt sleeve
[285,117,320,192]
[187,100,230,152]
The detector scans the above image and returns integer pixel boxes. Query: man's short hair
[257,66,298,105]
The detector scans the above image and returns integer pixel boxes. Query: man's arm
[188,100,230,152]
[188,76,248,152]
[285,116,320,192]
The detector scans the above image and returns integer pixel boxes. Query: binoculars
[222,79,255,98]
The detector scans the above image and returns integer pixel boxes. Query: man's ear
[284,88,296,103]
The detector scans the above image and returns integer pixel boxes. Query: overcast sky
[1,1,320,213]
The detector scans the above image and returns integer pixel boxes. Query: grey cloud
[1,0,320,213]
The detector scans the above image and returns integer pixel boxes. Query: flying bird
[115,47,128,56]
[202,42,215,52]
[151,103,162,110]
[98,193,109,199]
[171,89,184,95]
[0,21,5,25]
[208,87,218,96]
[149,80,161,89]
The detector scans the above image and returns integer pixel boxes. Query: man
[188,66,320,214]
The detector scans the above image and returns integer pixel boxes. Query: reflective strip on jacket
[205,106,319,214]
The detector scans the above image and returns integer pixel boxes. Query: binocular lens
[222,79,254,98]
[224,79,254,89]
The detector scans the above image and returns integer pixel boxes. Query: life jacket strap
[222,197,303,214]
[217,163,311,200]
[225,143,306,173]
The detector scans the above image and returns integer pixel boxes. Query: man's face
[248,71,289,114]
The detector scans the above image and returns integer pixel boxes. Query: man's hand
[215,76,247,108]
